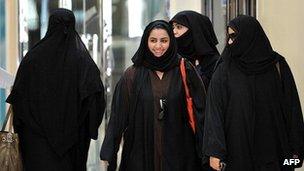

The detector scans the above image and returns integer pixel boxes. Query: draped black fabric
[170,11,220,88]
[101,20,206,171]
[203,15,304,171]
[131,20,179,72]
[172,28,196,58]
[170,10,219,60]
[100,61,206,171]
[6,8,105,170]
[227,15,277,74]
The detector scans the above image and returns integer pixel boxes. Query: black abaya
[101,20,206,171]
[6,9,105,171]
[203,15,304,171]
[100,59,206,171]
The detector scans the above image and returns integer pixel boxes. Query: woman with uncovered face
[100,20,207,171]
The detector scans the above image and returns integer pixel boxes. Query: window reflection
[0,0,6,126]
[202,0,256,53]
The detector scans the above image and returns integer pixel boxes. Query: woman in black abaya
[6,9,105,171]
[203,15,304,171]
[100,20,206,171]
[170,10,220,88]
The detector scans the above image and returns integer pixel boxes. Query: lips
[154,51,164,56]
[154,49,163,52]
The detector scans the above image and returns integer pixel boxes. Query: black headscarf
[203,15,304,168]
[170,10,219,60]
[225,15,278,74]
[7,9,105,156]
[131,20,179,72]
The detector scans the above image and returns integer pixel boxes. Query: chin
[153,53,164,57]
[154,55,163,58]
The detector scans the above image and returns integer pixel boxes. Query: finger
[210,164,220,171]
[101,160,109,166]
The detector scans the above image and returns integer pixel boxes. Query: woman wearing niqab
[203,15,304,171]
[170,10,220,89]
[100,20,206,171]
[6,8,105,171]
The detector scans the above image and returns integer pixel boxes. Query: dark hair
[147,24,170,37]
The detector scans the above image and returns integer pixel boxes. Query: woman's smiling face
[148,28,170,57]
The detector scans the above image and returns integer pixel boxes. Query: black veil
[7,8,105,156]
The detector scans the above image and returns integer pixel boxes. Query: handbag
[0,105,23,171]
[180,58,196,133]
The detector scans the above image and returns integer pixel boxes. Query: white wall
[169,0,201,18]
[5,0,19,75]
[258,0,304,117]
[258,1,304,170]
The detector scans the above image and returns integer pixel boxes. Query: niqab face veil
[6,8,105,156]
[170,10,219,59]
[224,15,277,74]
[131,20,179,71]
[203,15,304,169]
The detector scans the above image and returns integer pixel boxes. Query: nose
[228,38,233,45]
[173,28,178,36]
[155,42,162,49]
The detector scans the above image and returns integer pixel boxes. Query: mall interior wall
[258,0,304,121]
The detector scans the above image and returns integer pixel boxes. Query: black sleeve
[6,58,31,133]
[280,59,304,162]
[185,60,207,158]
[6,58,30,104]
[198,55,220,89]
[186,61,207,111]
[88,90,106,140]
[202,62,228,161]
[100,72,130,164]
[77,55,106,140]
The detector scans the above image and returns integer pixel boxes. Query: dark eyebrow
[148,37,169,40]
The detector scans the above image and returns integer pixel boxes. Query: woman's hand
[210,156,221,171]
[101,160,109,167]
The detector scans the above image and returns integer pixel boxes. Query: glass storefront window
[202,0,256,53]
[202,0,227,52]
[0,0,6,126]
[227,0,256,21]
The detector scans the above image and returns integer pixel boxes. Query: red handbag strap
[180,58,196,133]
[180,58,191,98]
